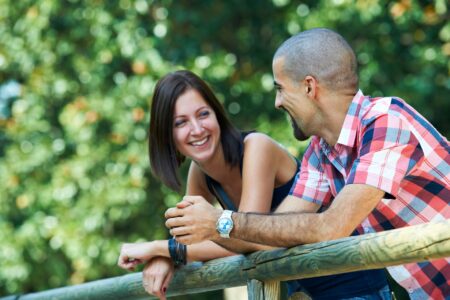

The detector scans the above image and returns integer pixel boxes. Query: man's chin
[282,109,310,141]
[293,128,309,141]
[291,122,309,141]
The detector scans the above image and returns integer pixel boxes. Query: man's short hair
[274,28,358,91]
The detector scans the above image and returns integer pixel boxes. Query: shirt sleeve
[289,139,332,205]
[347,113,423,198]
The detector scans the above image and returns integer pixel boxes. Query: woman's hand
[117,240,166,271]
[142,257,174,300]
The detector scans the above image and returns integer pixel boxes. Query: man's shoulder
[359,95,408,125]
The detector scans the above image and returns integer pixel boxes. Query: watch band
[222,210,233,219]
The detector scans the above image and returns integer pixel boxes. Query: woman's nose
[190,120,204,135]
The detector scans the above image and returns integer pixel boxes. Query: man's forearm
[230,211,327,247]
[228,184,384,247]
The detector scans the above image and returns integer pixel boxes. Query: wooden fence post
[247,279,280,300]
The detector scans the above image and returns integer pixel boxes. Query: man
[165,28,450,299]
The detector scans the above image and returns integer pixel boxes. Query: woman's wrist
[153,240,170,257]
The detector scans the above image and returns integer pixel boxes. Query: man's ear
[304,75,317,98]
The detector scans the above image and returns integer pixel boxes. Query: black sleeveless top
[203,132,388,299]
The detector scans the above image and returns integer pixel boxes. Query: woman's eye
[174,120,185,127]
[199,110,210,118]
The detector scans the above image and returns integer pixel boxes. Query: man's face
[273,57,310,141]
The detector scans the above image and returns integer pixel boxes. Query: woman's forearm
[153,239,236,262]
[147,240,170,258]
[186,240,237,262]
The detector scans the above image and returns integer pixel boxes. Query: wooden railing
[2,220,450,300]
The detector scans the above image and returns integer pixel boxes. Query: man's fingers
[169,225,192,237]
[165,207,184,219]
[176,199,194,209]
[165,196,210,219]
[174,234,196,245]
[165,216,187,229]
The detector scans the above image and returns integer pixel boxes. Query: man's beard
[279,106,309,141]
[290,116,309,141]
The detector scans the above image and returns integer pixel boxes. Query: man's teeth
[191,137,208,146]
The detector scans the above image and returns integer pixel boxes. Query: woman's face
[172,89,221,164]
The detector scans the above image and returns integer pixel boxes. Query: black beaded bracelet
[168,237,187,267]
[168,238,178,264]
[178,239,187,266]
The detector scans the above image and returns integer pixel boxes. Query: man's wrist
[210,209,223,241]
[229,211,242,239]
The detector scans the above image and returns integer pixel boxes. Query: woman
[118,70,391,300]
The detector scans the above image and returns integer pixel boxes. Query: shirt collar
[335,90,366,148]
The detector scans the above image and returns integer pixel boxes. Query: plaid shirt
[290,90,450,299]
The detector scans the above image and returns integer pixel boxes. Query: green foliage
[0,0,448,297]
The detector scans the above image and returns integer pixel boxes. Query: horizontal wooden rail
[2,220,450,299]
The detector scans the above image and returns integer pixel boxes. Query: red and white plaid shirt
[290,90,450,299]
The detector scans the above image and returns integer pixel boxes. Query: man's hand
[165,196,222,244]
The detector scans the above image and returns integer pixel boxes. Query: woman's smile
[189,136,209,147]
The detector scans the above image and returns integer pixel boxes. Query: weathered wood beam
[3,220,450,300]
[247,280,280,300]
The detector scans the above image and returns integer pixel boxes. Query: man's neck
[316,91,355,146]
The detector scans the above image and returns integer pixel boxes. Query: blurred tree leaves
[0,0,448,297]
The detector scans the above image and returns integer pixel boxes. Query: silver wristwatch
[216,210,234,238]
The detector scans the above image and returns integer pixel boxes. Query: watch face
[217,218,233,233]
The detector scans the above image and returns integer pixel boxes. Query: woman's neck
[196,146,237,183]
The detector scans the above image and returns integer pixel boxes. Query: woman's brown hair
[149,70,242,192]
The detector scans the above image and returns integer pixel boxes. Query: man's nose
[275,95,282,109]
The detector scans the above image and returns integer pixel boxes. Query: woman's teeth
[191,137,208,146]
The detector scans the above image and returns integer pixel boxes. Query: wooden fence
[1,220,450,300]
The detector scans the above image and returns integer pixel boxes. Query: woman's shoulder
[243,132,291,157]
[243,132,274,145]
